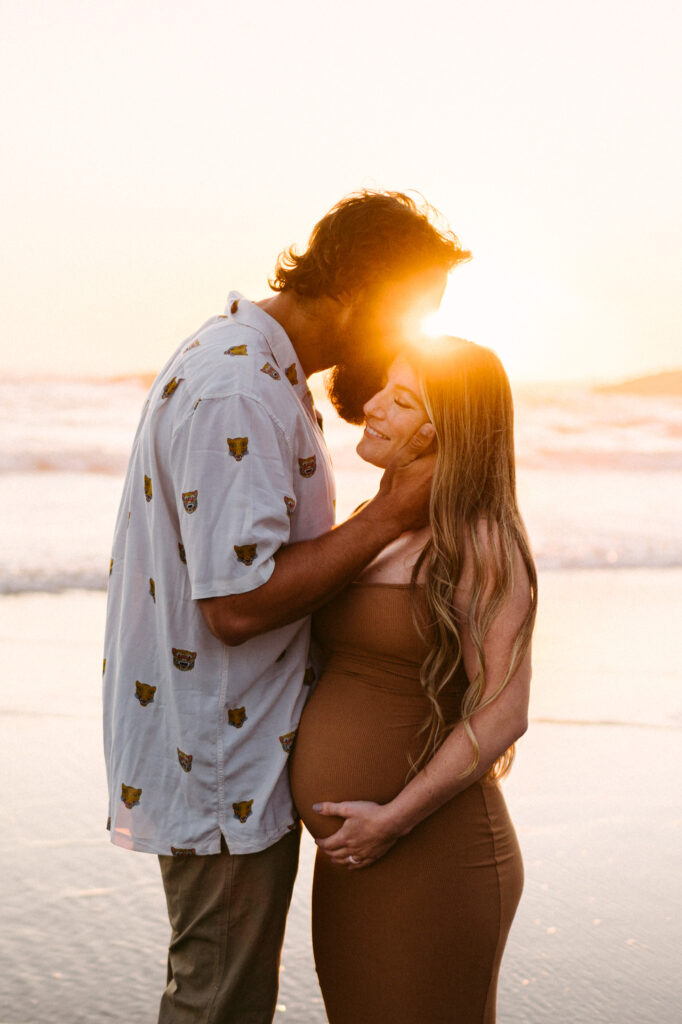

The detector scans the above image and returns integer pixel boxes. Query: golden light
[426,255,592,382]
[415,260,554,381]
[404,325,461,361]
[421,308,460,339]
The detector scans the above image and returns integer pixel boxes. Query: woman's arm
[314,539,533,867]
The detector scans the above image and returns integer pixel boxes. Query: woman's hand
[312,800,402,869]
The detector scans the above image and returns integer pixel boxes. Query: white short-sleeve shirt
[103,293,335,855]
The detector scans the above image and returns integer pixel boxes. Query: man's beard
[325,357,389,424]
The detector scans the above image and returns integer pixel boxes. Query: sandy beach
[1,568,681,1023]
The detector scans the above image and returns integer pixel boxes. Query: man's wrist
[356,494,404,542]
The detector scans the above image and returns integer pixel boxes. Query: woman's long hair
[409,338,538,780]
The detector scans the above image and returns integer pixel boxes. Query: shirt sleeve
[170,393,295,599]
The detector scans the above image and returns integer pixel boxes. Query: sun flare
[415,264,534,381]
[422,308,457,338]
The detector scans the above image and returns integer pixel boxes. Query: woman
[289,337,538,1024]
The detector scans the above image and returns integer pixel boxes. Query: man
[103,190,470,1023]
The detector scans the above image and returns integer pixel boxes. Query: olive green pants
[157,826,300,1024]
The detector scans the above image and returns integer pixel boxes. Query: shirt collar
[225,291,316,413]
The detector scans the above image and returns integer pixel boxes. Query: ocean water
[2,374,681,594]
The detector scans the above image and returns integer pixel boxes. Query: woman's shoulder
[455,519,532,610]
[460,517,526,564]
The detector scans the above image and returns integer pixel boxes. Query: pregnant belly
[290,670,430,840]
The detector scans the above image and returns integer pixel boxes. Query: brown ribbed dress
[289,583,524,1024]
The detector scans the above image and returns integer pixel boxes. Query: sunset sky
[2,0,679,383]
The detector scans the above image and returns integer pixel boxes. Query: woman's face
[356,355,430,468]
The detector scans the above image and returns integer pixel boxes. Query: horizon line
[4,365,681,392]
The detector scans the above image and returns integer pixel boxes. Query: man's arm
[198,424,435,645]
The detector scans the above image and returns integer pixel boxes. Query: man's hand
[198,422,436,645]
[372,423,436,533]
[312,800,402,869]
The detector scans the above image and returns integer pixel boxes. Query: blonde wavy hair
[408,338,538,781]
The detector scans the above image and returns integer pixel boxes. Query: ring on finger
[348,855,360,865]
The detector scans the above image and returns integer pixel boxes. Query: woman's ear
[422,430,437,457]
[417,418,437,456]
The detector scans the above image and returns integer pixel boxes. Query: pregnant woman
[290,338,537,1024]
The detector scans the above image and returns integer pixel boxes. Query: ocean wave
[6,445,682,480]
[3,374,681,594]
[3,550,682,596]
[534,552,682,571]
[5,448,680,476]
[516,449,682,472]
[0,570,109,595]
[0,451,130,475]
[3,375,682,475]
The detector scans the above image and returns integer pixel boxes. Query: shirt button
[230,300,239,315]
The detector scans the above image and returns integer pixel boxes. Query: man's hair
[270,190,470,298]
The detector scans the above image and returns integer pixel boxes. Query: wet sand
[1,569,680,1023]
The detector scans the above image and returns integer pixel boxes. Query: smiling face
[356,355,430,468]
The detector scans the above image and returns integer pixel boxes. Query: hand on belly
[311,799,401,869]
